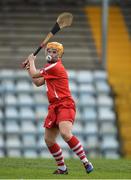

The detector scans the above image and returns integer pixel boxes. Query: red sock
[48,143,66,168]
[67,136,88,164]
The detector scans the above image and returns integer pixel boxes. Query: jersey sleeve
[40,62,60,79]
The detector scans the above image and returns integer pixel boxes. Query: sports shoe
[53,168,68,174]
[84,162,94,173]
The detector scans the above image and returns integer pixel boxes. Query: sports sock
[67,135,88,164]
[48,143,66,171]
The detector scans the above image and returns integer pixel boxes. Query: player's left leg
[44,127,68,174]
[59,121,94,173]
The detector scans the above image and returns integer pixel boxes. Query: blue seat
[2,80,15,93]
[95,81,111,95]
[7,149,21,157]
[79,94,96,107]
[18,94,34,107]
[82,107,97,121]
[19,107,35,121]
[5,135,21,149]
[93,70,107,81]
[101,135,119,151]
[5,107,19,120]
[77,71,93,84]
[22,134,36,148]
[98,107,116,122]
[97,95,113,107]
[5,93,17,106]
[23,149,38,158]
[78,84,96,96]
[84,122,98,135]
[5,120,20,134]
[16,80,32,93]
[21,121,36,134]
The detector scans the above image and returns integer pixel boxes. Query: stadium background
[0,0,131,165]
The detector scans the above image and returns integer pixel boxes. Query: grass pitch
[0,158,131,179]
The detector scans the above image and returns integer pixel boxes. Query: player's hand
[22,59,29,69]
[25,62,30,70]
[27,53,36,63]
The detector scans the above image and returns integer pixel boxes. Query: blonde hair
[46,42,64,57]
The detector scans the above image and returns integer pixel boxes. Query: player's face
[45,48,59,63]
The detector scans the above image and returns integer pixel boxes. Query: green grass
[0,158,131,179]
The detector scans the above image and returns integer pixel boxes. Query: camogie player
[23,42,93,174]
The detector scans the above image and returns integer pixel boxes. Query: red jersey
[40,59,73,104]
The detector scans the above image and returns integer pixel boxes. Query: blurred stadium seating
[0,0,130,159]
[0,69,120,158]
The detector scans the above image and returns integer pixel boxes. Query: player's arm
[26,53,43,78]
[24,54,45,86]
[32,77,45,87]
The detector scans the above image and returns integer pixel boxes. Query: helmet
[46,42,64,57]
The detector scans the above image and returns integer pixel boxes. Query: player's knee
[44,136,55,147]
[60,129,72,142]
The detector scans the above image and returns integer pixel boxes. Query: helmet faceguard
[45,42,64,63]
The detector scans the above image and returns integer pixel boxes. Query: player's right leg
[44,127,68,174]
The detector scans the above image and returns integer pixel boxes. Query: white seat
[78,84,96,95]
[95,81,111,94]
[5,107,19,120]
[84,122,98,135]
[86,136,99,149]
[101,136,119,150]
[5,120,20,134]
[5,135,21,148]
[100,122,117,135]
[82,107,97,121]
[97,95,113,107]
[21,121,36,134]
[7,149,21,157]
[18,94,34,106]
[5,94,17,106]
[104,150,120,159]
[2,80,15,92]
[94,70,107,81]
[15,70,29,78]
[19,107,35,120]
[23,149,38,158]
[22,134,36,148]
[79,94,96,107]
[77,71,93,84]
[16,81,31,93]
[0,69,15,80]
[98,107,116,122]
